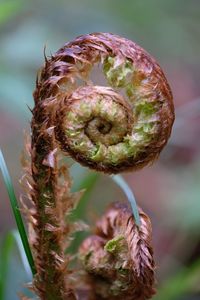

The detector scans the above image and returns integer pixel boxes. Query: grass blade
[0,231,14,299]
[111,175,141,227]
[0,149,36,275]
[0,230,32,299]
[11,230,32,277]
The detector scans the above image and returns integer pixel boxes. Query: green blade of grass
[0,149,36,275]
[0,231,14,299]
[10,230,32,277]
[0,230,32,299]
[111,175,141,227]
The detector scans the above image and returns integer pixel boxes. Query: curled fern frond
[35,32,174,174]
[25,32,174,300]
[79,202,155,300]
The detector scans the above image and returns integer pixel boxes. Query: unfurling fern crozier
[37,32,174,173]
[28,33,174,300]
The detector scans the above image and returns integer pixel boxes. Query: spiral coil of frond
[35,32,174,174]
[28,32,174,300]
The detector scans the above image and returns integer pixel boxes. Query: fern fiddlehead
[29,33,174,300]
[79,202,155,300]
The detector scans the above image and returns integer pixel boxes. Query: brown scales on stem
[23,32,174,299]
[30,99,76,299]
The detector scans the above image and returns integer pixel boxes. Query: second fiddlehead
[28,32,174,299]
[79,202,155,300]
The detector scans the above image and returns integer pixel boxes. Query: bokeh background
[0,0,200,299]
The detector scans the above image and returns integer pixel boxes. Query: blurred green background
[0,0,200,299]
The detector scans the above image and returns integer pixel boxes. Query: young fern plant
[22,33,174,300]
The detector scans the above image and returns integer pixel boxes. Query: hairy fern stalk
[22,33,174,300]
